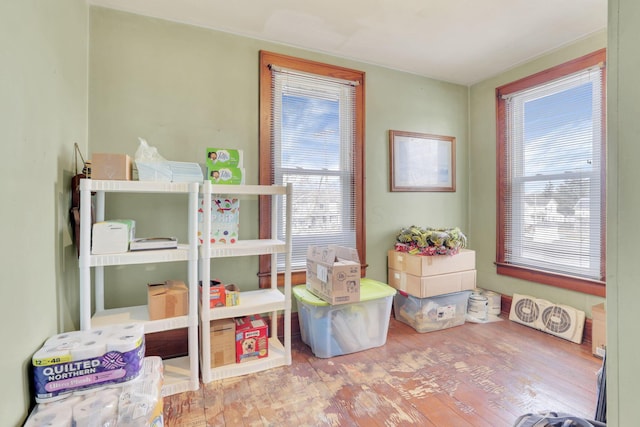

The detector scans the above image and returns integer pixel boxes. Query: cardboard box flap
[307,245,360,265]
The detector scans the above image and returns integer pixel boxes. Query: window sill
[496,262,605,297]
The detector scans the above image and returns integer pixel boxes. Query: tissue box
[31,324,145,402]
[147,280,188,320]
[294,278,395,358]
[92,153,132,180]
[394,290,471,333]
[91,220,135,255]
[210,319,236,368]
[235,315,268,363]
[198,195,240,245]
[208,167,245,185]
[206,148,243,168]
[306,245,361,305]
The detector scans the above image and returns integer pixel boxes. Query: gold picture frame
[389,130,456,192]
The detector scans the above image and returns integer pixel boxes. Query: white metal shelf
[204,337,287,382]
[200,289,286,322]
[91,305,190,333]
[78,178,200,397]
[199,181,292,384]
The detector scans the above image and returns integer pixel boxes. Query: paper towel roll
[25,404,73,427]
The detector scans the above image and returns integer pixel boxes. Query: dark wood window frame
[258,50,367,287]
[495,48,607,297]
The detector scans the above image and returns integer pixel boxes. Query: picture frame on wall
[389,130,456,192]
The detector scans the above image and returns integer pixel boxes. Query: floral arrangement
[394,226,468,256]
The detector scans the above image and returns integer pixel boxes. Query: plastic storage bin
[293,278,396,358]
[394,290,471,333]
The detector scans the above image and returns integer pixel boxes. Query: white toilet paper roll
[38,394,84,411]
[107,331,143,353]
[72,394,118,427]
[25,404,73,427]
[70,338,108,361]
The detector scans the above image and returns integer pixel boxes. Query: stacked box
[206,148,245,185]
[294,278,396,358]
[394,290,472,333]
[91,153,132,181]
[387,249,476,297]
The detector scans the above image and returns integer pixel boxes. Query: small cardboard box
[148,280,188,320]
[388,268,476,298]
[592,303,606,358]
[306,245,361,305]
[225,284,240,306]
[388,249,476,277]
[92,153,132,180]
[210,318,236,367]
[199,281,226,308]
[235,314,268,363]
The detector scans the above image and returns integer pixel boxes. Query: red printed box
[235,314,268,363]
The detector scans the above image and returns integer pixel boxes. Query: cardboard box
[210,318,236,367]
[235,314,269,363]
[147,280,188,320]
[592,303,606,358]
[225,284,240,306]
[306,245,361,305]
[199,281,226,308]
[388,268,476,298]
[394,290,472,333]
[388,249,476,277]
[92,153,132,180]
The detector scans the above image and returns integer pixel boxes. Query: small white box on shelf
[91,219,135,254]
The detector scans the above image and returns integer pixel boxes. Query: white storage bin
[293,278,396,358]
[394,290,471,333]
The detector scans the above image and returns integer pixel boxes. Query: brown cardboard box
[92,153,132,180]
[388,249,476,277]
[306,245,361,305]
[592,303,606,358]
[147,280,188,320]
[388,268,476,298]
[210,318,236,367]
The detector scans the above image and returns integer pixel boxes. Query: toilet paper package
[32,324,145,402]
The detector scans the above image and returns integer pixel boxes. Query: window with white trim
[496,49,606,296]
[258,51,365,286]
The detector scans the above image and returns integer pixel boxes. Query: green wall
[468,31,607,315]
[88,7,469,308]
[607,0,640,424]
[0,1,88,425]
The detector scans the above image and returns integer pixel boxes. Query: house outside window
[258,51,366,287]
[496,49,606,297]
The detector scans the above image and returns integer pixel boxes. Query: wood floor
[163,315,603,427]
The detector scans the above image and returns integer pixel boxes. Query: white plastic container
[394,290,471,333]
[293,278,396,358]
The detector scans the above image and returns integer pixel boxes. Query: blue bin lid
[293,278,396,306]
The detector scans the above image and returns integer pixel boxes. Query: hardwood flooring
[163,315,603,427]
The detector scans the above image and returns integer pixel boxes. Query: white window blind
[502,65,604,280]
[270,66,357,271]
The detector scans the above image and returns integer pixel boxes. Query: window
[496,49,606,297]
[258,51,366,286]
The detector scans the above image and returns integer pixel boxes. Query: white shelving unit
[199,181,292,383]
[79,179,200,397]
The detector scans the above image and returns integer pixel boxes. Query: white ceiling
[87,0,607,86]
